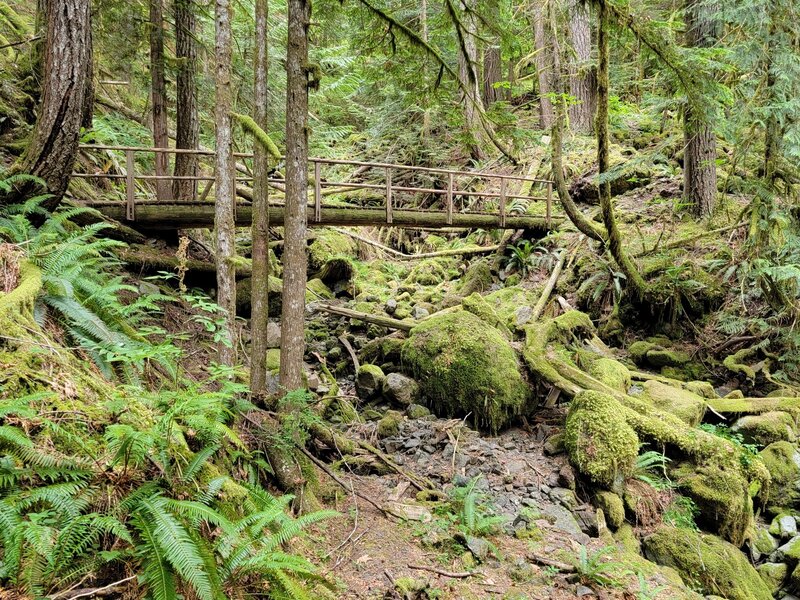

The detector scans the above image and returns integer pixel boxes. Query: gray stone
[405,404,431,419]
[780,515,797,539]
[139,281,160,296]
[412,306,430,319]
[543,434,565,456]
[538,502,589,543]
[385,299,397,314]
[464,535,491,561]
[356,364,385,399]
[549,487,578,511]
[574,505,605,537]
[514,305,533,327]
[576,585,595,597]
[382,372,420,406]
[266,321,281,348]
[757,562,787,595]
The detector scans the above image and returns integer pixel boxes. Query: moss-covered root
[400,310,530,432]
[643,526,773,600]
[564,391,638,493]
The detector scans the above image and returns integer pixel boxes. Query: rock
[537,502,589,543]
[574,505,605,537]
[774,535,800,562]
[549,487,578,510]
[514,305,533,327]
[757,562,787,595]
[780,514,798,539]
[377,410,403,438]
[385,501,431,522]
[405,404,431,419]
[356,364,385,399]
[613,523,640,554]
[385,298,397,314]
[305,372,321,391]
[760,441,800,513]
[138,281,160,295]
[646,348,691,367]
[564,391,639,493]
[382,372,420,406]
[464,535,491,561]
[587,357,632,393]
[412,306,429,320]
[575,584,595,597]
[305,277,334,301]
[400,310,529,432]
[635,380,707,426]
[557,464,576,490]
[594,491,625,530]
[457,259,492,296]
[751,527,779,560]
[543,433,565,456]
[685,380,717,399]
[732,412,797,446]
[266,321,281,348]
[643,526,773,600]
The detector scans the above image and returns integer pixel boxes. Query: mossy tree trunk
[4,0,92,209]
[250,0,271,397]
[597,1,650,301]
[173,0,199,201]
[149,0,170,201]
[280,0,311,390]
[531,2,553,130]
[567,0,596,133]
[214,0,237,366]
[457,0,486,160]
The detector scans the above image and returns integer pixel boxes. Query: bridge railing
[74,144,555,228]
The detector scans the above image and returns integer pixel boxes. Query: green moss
[684,381,717,399]
[400,310,529,432]
[760,441,800,513]
[613,523,640,554]
[642,526,773,600]
[587,358,631,393]
[636,380,707,426]
[307,229,356,271]
[707,396,800,419]
[594,491,626,530]
[757,562,787,594]
[731,411,796,446]
[457,259,492,296]
[377,410,403,438]
[628,341,656,364]
[266,349,281,372]
[305,278,334,301]
[461,292,511,337]
[356,364,385,399]
[482,285,540,329]
[406,258,451,285]
[723,347,759,379]
[564,391,639,492]
[672,463,753,547]
[646,349,691,367]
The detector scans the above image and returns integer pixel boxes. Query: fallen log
[314,303,414,331]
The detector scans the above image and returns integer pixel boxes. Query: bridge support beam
[94,203,560,232]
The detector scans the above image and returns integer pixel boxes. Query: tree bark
[280,0,311,390]
[457,0,485,159]
[150,0,170,201]
[250,0,271,396]
[567,0,596,133]
[531,2,553,130]
[482,45,504,106]
[173,0,199,201]
[215,0,237,366]
[7,0,92,208]
[683,0,718,217]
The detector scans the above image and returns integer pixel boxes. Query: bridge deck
[76,145,560,231]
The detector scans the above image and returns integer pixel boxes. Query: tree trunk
[5,0,91,208]
[762,17,779,184]
[420,0,430,134]
[683,0,718,216]
[482,45,503,106]
[250,0,271,396]
[280,0,311,390]
[173,0,199,201]
[532,3,553,130]
[457,0,485,159]
[215,0,237,366]
[150,0,170,201]
[567,0,596,133]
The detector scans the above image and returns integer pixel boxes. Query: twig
[527,553,575,573]
[357,440,435,491]
[51,575,137,600]
[407,563,477,578]
[0,35,41,50]
[315,303,413,332]
[299,446,389,516]
[531,249,567,322]
[338,334,361,372]
[633,221,747,257]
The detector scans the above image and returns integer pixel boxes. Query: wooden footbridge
[74,145,561,231]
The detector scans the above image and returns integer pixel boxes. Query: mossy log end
[92,203,561,232]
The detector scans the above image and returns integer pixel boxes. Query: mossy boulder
[731,411,797,446]
[400,310,529,432]
[457,259,492,296]
[377,410,403,438]
[587,357,631,393]
[642,526,772,600]
[406,258,451,286]
[307,229,356,271]
[306,277,334,301]
[461,292,511,337]
[757,562,787,594]
[564,391,639,492]
[594,491,626,530]
[635,380,707,426]
[481,285,540,330]
[672,463,753,546]
[760,441,800,513]
[356,364,386,399]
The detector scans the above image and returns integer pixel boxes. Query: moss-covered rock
[461,292,512,338]
[732,411,797,446]
[587,358,631,393]
[760,441,800,513]
[377,410,403,438]
[757,562,787,594]
[635,380,707,426]
[594,491,626,530]
[564,391,639,492]
[406,258,450,285]
[457,259,492,296]
[305,277,334,301]
[400,310,529,431]
[684,380,717,399]
[672,463,753,547]
[307,229,356,271]
[265,348,281,373]
[629,340,656,364]
[646,349,691,368]
[642,526,772,600]
[356,364,385,399]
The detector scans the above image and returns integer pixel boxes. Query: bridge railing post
[385,167,393,224]
[125,149,135,221]
[314,161,322,223]
[446,172,453,225]
[499,177,507,228]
